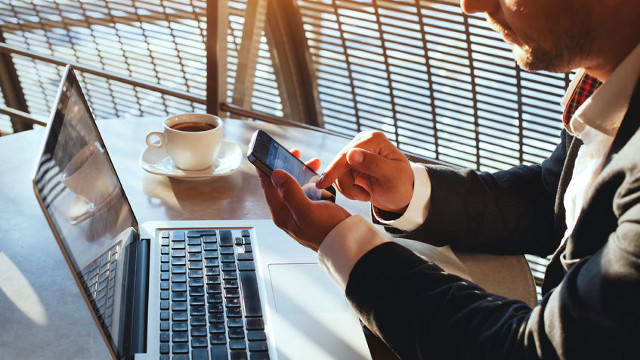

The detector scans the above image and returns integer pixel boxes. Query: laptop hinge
[121,236,149,358]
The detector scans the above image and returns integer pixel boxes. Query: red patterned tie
[563,72,602,125]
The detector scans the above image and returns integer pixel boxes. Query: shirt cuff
[317,215,389,291]
[373,162,431,231]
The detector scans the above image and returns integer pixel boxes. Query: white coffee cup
[146,113,224,171]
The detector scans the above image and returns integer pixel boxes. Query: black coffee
[171,122,216,132]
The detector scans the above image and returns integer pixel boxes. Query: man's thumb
[271,170,310,212]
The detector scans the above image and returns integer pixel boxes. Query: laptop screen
[33,67,139,358]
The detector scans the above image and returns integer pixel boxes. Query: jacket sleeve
[346,240,640,360]
[384,130,570,257]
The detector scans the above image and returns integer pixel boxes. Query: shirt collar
[565,43,640,138]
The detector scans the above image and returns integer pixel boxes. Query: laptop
[32,66,372,360]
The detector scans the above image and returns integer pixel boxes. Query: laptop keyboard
[81,242,120,328]
[159,229,270,360]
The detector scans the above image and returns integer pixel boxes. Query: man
[257,0,640,358]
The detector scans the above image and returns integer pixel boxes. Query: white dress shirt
[318,43,640,292]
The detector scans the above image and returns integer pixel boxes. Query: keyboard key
[219,230,233,246]
[209,322,225,334]
[172,332,188,343]
[172,321,188,332]
[205,259,220,267]
[246,318,264,330]
[224,280,239,289]
[227,308,242,318]
[243,245,253,253]
[205,267,220,276]
[202,235,217,243]
[172,292,187,301]
[220,247,234,255]
[188,245,202,253]
[190,287,205,296]
[223,271,238,280]
[160,331,169,342]
[189,261,203,270]
[190,306,206,316]
[191,316,207,326]
[172,266,186,274]
[171,231,186,241]
[172,274,187,283]
[247,331,266,342]
[160,321,169,331]
[207,275,221,284]
[248,341,268,352]
[161,272,170,281]
[250,353,269,360]
[192,348,209,360]
[189,278,204,287]
[208,303,223,313]
[211,345,229,360]
[231,350,248,360]
[171,257,186,266]
[161,246,170,255]
[173,343,189,354]
[160,311,169,321]
[235,237,244,246]
[172,311,188,321]
[160,281,170,290]
[172,249,186,257]
[192,337,208,348]
[161,255,170,263]
[171,283,187,292]
[221,254,235,263]
[210,312,225,323]
[188,230,216,237]
[229,328,244,339]
[188,237,202,245]
[239,270,262,317]
[161,264,170,272]
[241,230,251,237]
[224,319,241,329]
[191,296,205,305]
[188,252,203,261]
[189,270,204,278]
[222,263,236,271]
[204,250,218,259]
[172,242,185,250]
[225,289,240,298]
[207,294,223,303]
[229,339,246,350]
[192,326,207,337]
[159,343,170,354]
[238,262,255,272]
[237,253,253,261]
[210,334,227,345]
[203,243,218,251]
[226,297,241,308]
[207,284,222,294]
[172,301,187,311]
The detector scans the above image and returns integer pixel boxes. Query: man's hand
[257,168,350,252]
[315,131,414,214]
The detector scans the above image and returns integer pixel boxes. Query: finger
[334,171,371,201]
[271,170,312,216]
[316,154,350,189]
[305,157,321,173]
[290,148,301,159]
[346,148,395,181]
[256,169,290,219]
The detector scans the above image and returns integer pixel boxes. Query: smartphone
[247,130,336,202]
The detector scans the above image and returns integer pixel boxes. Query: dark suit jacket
[346,80,640,359]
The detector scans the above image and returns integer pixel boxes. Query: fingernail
[349,149,363,164]
[317,172,326,183]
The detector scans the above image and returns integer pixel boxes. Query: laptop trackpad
[268,263,349,314]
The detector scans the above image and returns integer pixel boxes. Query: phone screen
[248,130,336,202]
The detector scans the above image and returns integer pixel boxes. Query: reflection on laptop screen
[33,67,138,358]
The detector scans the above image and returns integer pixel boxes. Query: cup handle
[146,132,165,149]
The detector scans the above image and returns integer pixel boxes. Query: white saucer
[140,140,242,180]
